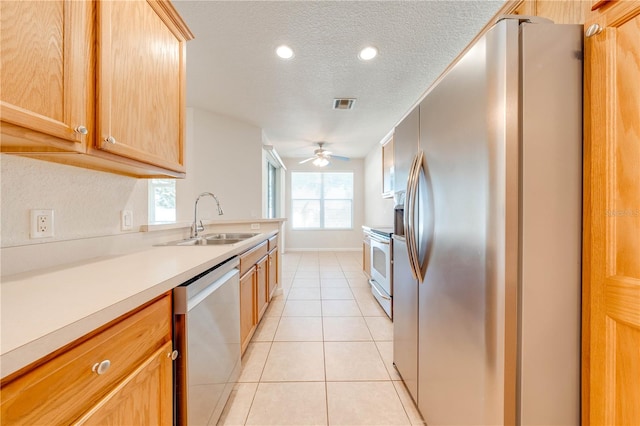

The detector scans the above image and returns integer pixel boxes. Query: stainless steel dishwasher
[173,257,240,425]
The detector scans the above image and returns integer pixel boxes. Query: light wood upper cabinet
[382,136,394,198]
[0,0,193,178]
[0,0,91,151]
[93,0,189,174]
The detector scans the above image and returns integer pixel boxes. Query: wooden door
[95,0,189,174]
[583,2,640,425]
[0,0,91,151]
[75,342,173,425]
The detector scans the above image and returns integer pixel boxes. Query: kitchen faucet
[191,192,224,238]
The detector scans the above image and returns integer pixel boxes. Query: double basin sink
[160,233,260,246]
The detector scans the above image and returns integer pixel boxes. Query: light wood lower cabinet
[268,248,278,300]
[239,267,257,354]
[0,294,173,424]
[75,341,173,425]
[256,255,268,322]
[239,234,279,355]
[363,236,372,278]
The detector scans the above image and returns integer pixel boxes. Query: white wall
[1,108,265,253]
[176,108,263,223]
[0,154,148,248]
[363,144,395,227]
[283,157,363,250]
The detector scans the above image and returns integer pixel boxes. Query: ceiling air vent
[333,98,356,110]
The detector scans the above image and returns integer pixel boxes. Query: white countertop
[0,231,276,379]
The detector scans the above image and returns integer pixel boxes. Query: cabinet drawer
[240,241,268,276]
[267,235,278,251]
[1,295,172,425]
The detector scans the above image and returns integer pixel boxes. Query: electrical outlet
[250,223,260,230]
[121,210,133,231]
[30,209,54,238]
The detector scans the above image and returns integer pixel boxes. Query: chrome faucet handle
[190,220,205,239]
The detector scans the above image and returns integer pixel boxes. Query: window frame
[291,171,354,230]
[148,179,176,224]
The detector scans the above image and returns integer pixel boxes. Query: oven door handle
[369,279,391,300]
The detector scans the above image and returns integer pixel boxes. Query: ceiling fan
[299,142,350,167]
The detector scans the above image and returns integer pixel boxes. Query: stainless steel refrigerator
[392,17,583,425]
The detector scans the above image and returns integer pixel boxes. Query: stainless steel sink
[157,232,260,246]
[203,233,260,240]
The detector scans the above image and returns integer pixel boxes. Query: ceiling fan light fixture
[312,157,329,167]
[358,46,378,61]
[276,45,294,59]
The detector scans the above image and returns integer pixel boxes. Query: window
[291,172,353,229]
[267,162,277,219]
[148,179,176,223]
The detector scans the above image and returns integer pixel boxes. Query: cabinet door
[583,3,640,425]
[240,268,256,354]
[393,106,420,196]
[95,0,188,174]
[256,255,268,321]
[1,294,172,424]
[0,0,90,151]
[382,137,394,197]
[75,342,173,425]
[363,238,371,278]
[268,249,278,300]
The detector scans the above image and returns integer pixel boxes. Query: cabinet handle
[74,126,88,135]
[105,136,117,145]
[585,23,603,38]
[168,350,179,361]
[92,360,111,375]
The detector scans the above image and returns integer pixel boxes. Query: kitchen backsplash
[0,154,148,248]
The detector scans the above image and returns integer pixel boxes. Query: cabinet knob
[105,136,117,145]
[92,360,111,375]
[168,350,179,361]
[74,126,88,135]
[585,23,603,38]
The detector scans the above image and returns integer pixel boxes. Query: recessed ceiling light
[276,45,294,59]
[358,46,378,61]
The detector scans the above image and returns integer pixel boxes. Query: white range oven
[367,228,393,319]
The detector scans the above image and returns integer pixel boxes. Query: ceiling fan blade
[331,155,350,161]
[299,157,316,164]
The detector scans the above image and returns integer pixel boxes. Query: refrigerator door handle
[404,153,415,277]
[406,152,424,280]
[414,160,429,282]
[405,153,418,279]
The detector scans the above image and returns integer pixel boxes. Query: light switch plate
[121,210,133,231]
[250,223,260,230]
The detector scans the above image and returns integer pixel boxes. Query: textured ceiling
[173,1,505,159]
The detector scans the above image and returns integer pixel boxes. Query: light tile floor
[218,251,424,426]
